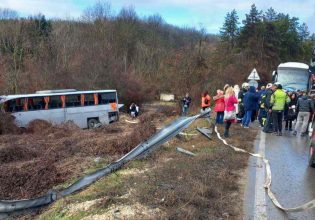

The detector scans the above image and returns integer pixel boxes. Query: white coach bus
[272,62,311,92]
[0,89,122,128]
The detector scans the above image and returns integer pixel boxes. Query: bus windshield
[277,68,309,91]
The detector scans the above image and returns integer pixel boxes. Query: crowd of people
[181,82,315,138]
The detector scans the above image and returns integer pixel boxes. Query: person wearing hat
[262,83,275,133]
[270,84,291,136]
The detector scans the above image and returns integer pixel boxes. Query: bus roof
[278,62,309,70]
[0,90,117,104]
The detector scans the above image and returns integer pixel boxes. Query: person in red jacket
[214,89,225,124]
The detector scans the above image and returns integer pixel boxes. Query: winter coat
[297,95,314,113]
[225,95,238,112]
[182,97,192,107]
[243,86,260,111]
[270,89,290,111]
[214,93,225,112]
[238,89,247,103]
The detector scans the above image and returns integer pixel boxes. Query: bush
[0,111,21,135]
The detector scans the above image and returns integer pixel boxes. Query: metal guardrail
[0,110,210,216]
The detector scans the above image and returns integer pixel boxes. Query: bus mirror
[272,71,277,83]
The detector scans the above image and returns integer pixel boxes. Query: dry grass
[0,112,159,200]
[37,118,257,220]
[128,121,257,220]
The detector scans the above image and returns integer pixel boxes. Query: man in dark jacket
[237,82,249,121]
[182,93,192,116]
[293,91,314,136]
[242,86,260,128]
[263,83,275,133]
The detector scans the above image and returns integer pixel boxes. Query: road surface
[244,129,315,220]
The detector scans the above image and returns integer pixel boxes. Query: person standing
[293,91,314,136]
[270,84,291,136]
[285,93,297,131]
[263,83,276,133]
[224,87,238,137]
[213,90,225,124]
[234,85,240,116]
[242,86,260,128]
[182,93,192,116]
[201,91,211,111]
[237,82,249,122]
[258,86,267,127]
[129,103,138,118]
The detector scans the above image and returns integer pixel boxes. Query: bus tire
[88,118,99,129]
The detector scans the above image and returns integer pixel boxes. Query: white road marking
[254,131,267,220]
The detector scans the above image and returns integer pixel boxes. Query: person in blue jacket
[242,86,260,128]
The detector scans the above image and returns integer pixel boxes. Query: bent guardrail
[0,110,210,215]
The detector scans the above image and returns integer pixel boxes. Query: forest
[0,2,314,105]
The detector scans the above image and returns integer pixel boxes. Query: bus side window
[84,94,94,106]
[15,99,24,112]
[66,95,80,107]
[49,96,63,109]
[28,97,45,110]
[99,92,117,105]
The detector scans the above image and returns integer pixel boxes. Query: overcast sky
[0,0,314,34]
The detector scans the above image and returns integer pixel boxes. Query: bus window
[28,97,45,110]
[98,92,116,104]
[6,99,25,112]
[49,96,63,109]
[66,95,81,107]
[84,94,94,106]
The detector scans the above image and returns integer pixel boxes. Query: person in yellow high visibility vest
[270,84,291,136]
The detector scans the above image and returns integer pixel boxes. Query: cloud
[0,0,86,18]
[0,0,314,33]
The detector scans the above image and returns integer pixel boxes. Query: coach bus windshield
[277,68,310,91]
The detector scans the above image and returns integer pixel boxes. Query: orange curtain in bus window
[23,98,28,111]
[94,93,99,105]
[81,94,85,106]
[61,95,66,108]
[110,102,117,110]
[44,97,49,110]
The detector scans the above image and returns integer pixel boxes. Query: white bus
[0,89,122,129]
[272,62,311,92]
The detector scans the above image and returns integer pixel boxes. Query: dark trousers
[285,120,293,130]
[272,110,284,133]
[251,110,258,122]
[258,109,267,126]
[263,111,273,133]
[216,112,224,124]
[224,121,232,136]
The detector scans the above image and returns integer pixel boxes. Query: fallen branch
[176,147,196,157]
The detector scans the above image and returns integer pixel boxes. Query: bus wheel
[88,118,99,129]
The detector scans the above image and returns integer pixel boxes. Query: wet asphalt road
[244,127,315,220]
